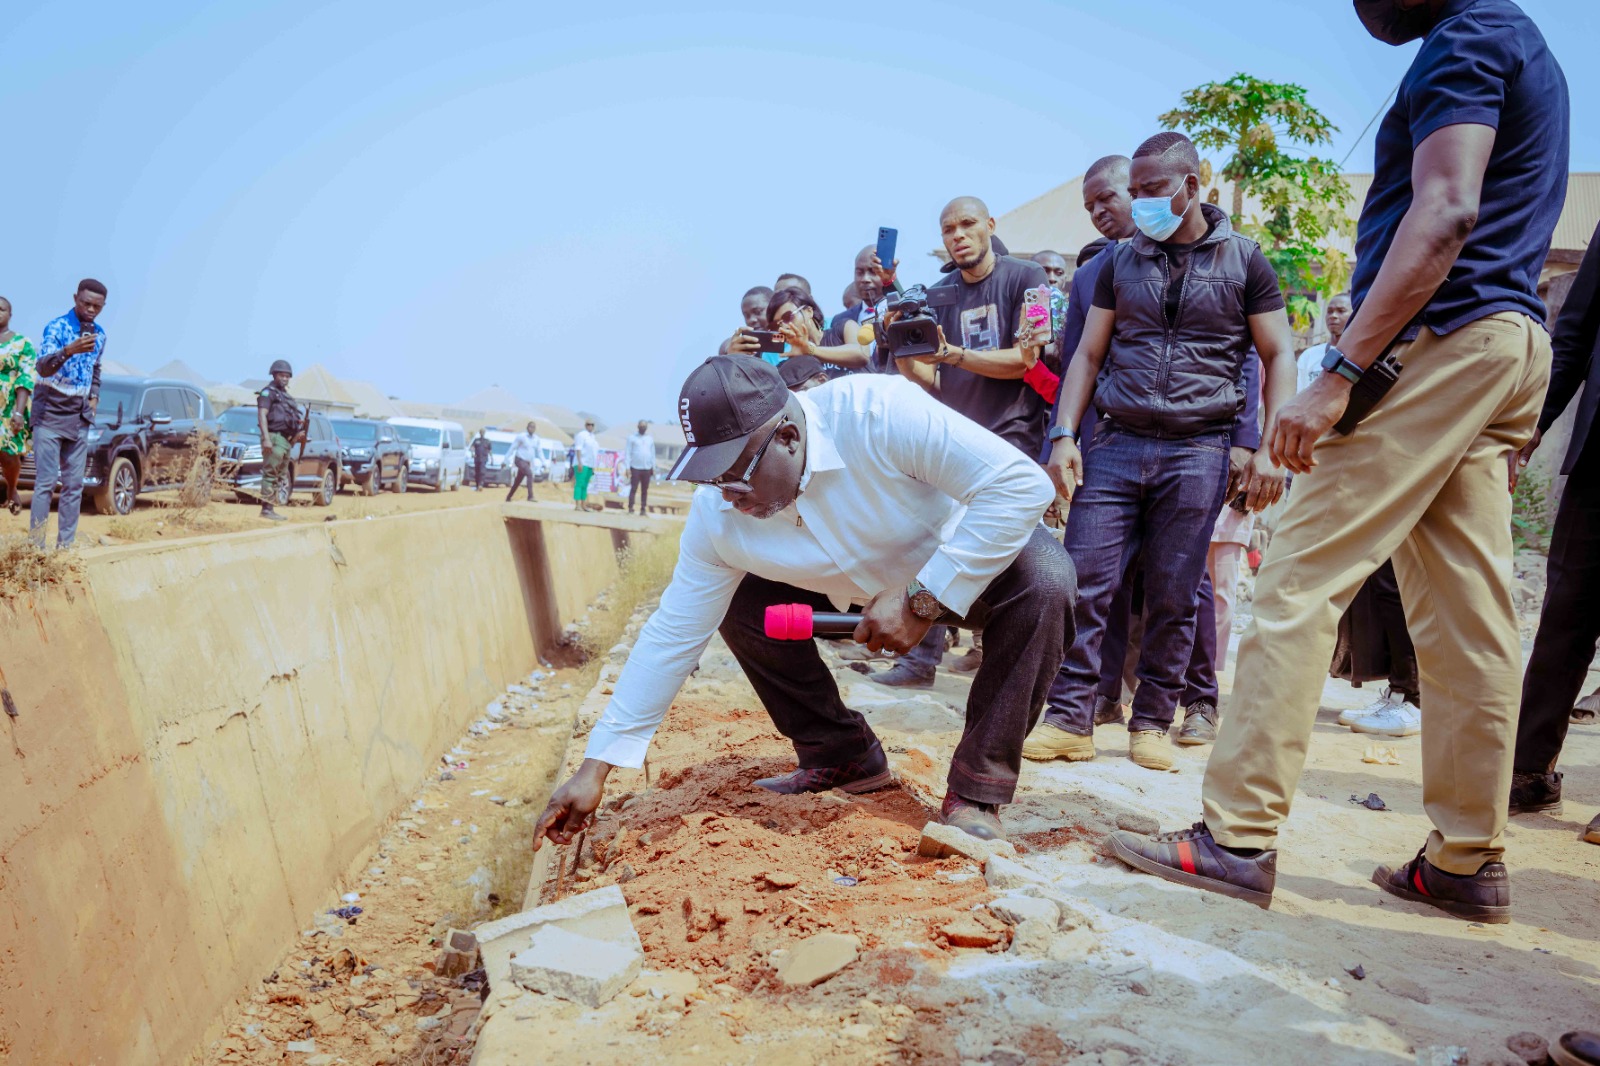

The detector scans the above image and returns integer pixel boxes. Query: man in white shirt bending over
[626,419,656,514]
[536,357,1075,845]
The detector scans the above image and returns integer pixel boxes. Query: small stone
[1378,974,1432,1005]
[840,1023,875,1040]
[1415,1048,1469,1066]
[1506,1032,1549,1064]
[635,970,699,998]
[1047,927,1098,961]
[1114,812,1160,835]
[286,1039,318,1054]
[436,928,479,978]
[987,895,1059,928]
[940,917,1004,949]
[763,870,802,889]
[983,855,1045,891]
[917,822,1018,863]
[985,1048,1028,1066]
[775,933,860,987]
[1007,918,1057,958]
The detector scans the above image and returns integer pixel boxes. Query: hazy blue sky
[5,0,1595,425]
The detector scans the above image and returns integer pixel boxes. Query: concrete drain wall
[0,503,657,1066]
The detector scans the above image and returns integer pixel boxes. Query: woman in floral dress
[0,296,38,515]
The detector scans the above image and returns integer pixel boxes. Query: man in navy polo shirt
[1108,0,1568,925]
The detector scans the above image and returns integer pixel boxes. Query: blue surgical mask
[1130,185,1190,242]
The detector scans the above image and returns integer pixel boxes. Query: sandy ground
[190,553,1599,1066]
[474,582,1600,1066]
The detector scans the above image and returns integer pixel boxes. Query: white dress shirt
[574,429,600,468]
[626,432,656,470]
[584,375,1053,768]
[510,433,541,463]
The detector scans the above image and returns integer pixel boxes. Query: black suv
[20,375,219,516]
[329,416,410,495]
[216,405,343,507]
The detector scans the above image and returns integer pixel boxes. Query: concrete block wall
[0,504,649,1066]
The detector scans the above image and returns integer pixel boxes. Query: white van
[387,417,468,491]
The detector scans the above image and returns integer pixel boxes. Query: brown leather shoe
[937,792,1004,841]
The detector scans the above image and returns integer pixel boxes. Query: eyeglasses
[772,306,813,329]
[696,418,786,495]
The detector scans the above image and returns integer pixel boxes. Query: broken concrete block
[435,928,479,978]
[1007,918,1058,958]
[476,885,636,987]
[987,894,1059,928]
[982,854,1044,891]
[775,933,860,987]
[940,916,1005,949]
[917,822,1017,863]
[510,925,642,1007]
[1047,926,1099,962]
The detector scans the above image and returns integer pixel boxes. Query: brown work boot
[937,792,1004,841]
[1021,723,1095,762]
[1129,730,1175,771]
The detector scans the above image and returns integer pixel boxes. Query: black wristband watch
[1048,424,1077,444]
[907,579,945,621]
[1320,345,1363,384]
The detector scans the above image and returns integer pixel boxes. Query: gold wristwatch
[907,579,945,621]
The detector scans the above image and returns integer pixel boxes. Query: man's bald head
[939,196,996,274]
[1083,153,1136,242]
[1085,154,1131,185]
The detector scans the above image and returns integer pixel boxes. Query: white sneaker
[1351,700,1421,737]
[1338,686,1400,728]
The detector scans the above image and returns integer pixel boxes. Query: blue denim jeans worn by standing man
[28,424,91,550]
[1045,420,1230,734]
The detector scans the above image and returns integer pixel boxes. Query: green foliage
[1161,74,1354,329]
[1511,466,1554,553]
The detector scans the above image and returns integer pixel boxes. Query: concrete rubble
[773,932,860,987]
[509,925,643,1008]
[917,820,1018,862]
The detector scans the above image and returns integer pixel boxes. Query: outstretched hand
[534,759,610,849]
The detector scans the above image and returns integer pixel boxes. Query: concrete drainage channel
[0,502,666,1066]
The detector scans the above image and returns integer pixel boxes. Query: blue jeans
[29,425,91,550]
[1098,556,1219,708]
[1045,422,1230,734]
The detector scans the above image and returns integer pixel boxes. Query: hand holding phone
[746,330,787,355]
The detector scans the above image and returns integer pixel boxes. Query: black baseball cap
[668,357,789,483]
[778,354,825,389]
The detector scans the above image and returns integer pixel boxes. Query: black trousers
[1514,469,1600,773]
[505,458,534,501]
[473,458,488,489]
[716,526,1076,804]
[628,468,651,512]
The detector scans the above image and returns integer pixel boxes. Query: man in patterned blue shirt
[30,279,108,550]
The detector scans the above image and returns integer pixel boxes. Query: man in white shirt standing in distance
[535,357,1075,846]
[505,421,540,502]
[626,419,656,514]
[1294,293,1352,393]
[572,418,600,511]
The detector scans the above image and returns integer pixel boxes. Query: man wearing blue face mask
[1041,131,1296,773]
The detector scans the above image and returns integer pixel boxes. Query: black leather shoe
[937,792,1004,841]
[1107,822,1275,908]
[1553,1030,1600,1066]
[1509,770,1562,814]
[868,663,935,689]
[755,741,894,795]
[1372,846,1510,924]
[1093,695,1127,727]
[1176,702,1218,746]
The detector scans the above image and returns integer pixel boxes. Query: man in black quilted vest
[1042,131,1296,772]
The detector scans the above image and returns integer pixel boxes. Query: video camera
[880,283,958,359]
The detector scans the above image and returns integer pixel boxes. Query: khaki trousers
[1202,313,1550,874]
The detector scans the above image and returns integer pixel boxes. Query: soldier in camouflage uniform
[255,359,302,521]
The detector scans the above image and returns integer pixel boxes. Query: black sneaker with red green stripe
[1106,822,1276,908]
[1372,846,1511,924]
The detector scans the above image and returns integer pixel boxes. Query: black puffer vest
[1095,204,1258,438]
